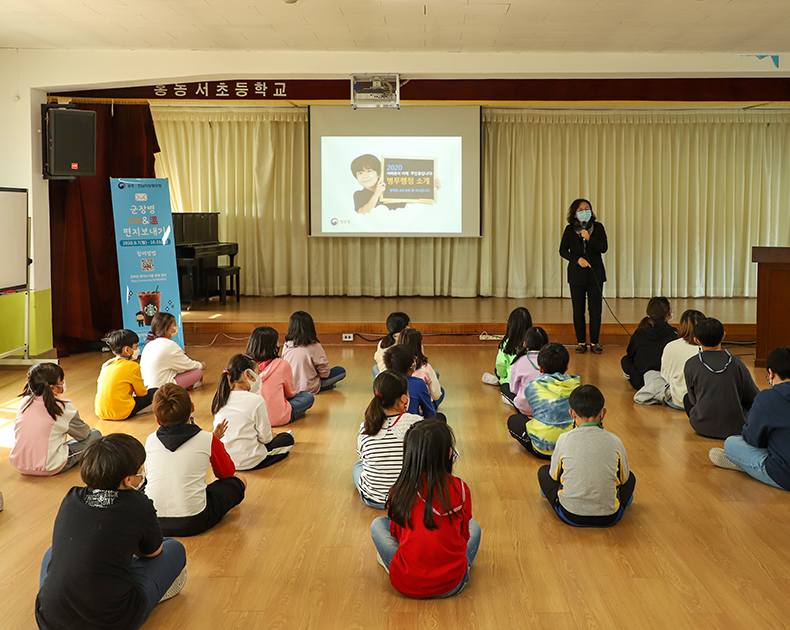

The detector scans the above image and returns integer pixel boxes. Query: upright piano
[173,212,238,308]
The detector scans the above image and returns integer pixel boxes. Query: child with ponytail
[353,371,423,509]
[10,363,101,476]
[370,419,481,598]
[373,312,411,376]
[211,354,294,470]
[398,328,444,408]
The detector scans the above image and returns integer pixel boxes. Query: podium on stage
[752,247,790,367]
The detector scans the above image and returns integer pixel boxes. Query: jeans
[60,429,102,473]
[352,460,387,509]
[40,538,186,627]
[288,391,315,420]
[433,387,445,409]
[665,397,684,410]
[320,366,346,391]
[723,436,782,489]
[370,516,482,598]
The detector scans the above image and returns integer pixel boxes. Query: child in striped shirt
[352,371,422,509]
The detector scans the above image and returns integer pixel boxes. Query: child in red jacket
[369,419,481,598]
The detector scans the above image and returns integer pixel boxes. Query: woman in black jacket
[559,199,608,354]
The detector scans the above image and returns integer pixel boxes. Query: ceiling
[1,0,789,54]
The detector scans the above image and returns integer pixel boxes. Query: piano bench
[204,266,241,306]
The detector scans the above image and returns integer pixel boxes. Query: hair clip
[222,368,229,374]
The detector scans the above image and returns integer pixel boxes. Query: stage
[182,296,757,347]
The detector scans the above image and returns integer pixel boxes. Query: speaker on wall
[42,104,97,179]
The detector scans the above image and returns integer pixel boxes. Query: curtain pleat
[153,106,790,298]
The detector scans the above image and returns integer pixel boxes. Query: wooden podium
[752,246,790,367]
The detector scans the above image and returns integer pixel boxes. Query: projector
[351,74,400,109]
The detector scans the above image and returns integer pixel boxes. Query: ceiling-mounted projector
[351,74,400,109]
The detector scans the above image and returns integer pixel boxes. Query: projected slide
[320,136,462,235]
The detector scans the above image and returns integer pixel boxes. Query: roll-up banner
[109,178,184,349]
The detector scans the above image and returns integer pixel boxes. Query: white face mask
[131,347,140,360]
[169,326,179,338]
[131,468,146,491]
[59,380,67,396]
[246,369,262,395]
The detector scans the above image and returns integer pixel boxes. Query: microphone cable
[579,225,632,337]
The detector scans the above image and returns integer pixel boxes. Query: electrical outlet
[342,334,354,342]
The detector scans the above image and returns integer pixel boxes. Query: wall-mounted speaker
[42,104,96,179]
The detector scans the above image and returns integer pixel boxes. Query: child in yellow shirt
[95,330,156,420]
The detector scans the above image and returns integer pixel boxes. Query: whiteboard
[0,188,29,291]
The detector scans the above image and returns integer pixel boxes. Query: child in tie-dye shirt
[507,343,580,459]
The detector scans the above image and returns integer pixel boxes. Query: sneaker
[709,448,743,471]
[501,393,516,408]
[191,380,203,390]
[159,567,187,602]
[575,344,587,354]
[376,553,390,574]
[482,372,499,386]
[591,344,603,354]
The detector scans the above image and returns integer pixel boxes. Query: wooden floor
[1,341,787,630]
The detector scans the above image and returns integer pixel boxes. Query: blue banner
[109,178,184,349]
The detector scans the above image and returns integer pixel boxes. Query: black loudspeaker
[42,105,96,179]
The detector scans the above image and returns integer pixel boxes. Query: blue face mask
[577,209,592,223]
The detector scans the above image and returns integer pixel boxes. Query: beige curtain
[153,105,790,298]
[484,109,790,298]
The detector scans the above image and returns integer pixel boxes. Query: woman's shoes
[591,344,603,354]
[575,344,587,354]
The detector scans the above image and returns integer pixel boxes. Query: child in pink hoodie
[282,311,346,395]
[246,326,314,426]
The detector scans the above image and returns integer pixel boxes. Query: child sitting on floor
[140,312,205,390]
[35,433,187,630]
[537,384,636,527]
[509,326,549,416]
[374,311,411,377]
[684,317,759,439]
[507,343,579,459]
[370,419,481,598]
[246,326,315,425]
[709,346,790,490]
[282,310,346,393]
[353,371,423,509]
[10,363,101,476]
[95,329,157,420]
[482,307,533,407]
[144,384,246,537]
[211,354,295,470]
[398,328,444,408]
[621,297,677,390]
[383,345,446,422]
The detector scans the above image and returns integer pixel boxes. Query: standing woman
[559,199,608,354]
